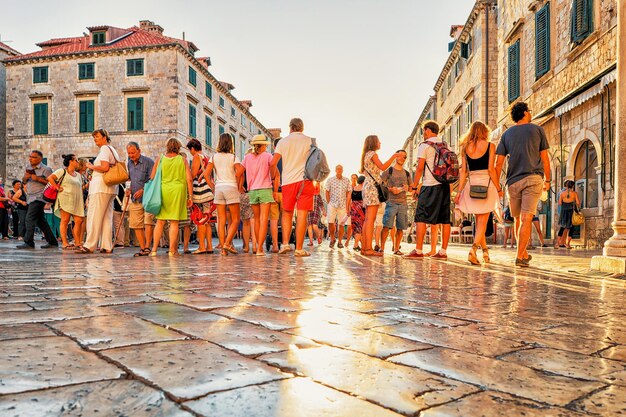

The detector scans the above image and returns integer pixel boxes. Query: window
[126,59,144,76]
[127,98,144,131]
[240,139,246,161]
[79,100,95,133]
[78,63,95,80]
[219,124,225,136]
[571,0,593,43]
[219,96,225,108]
[241,114,246,126]
[33,66,48,84]
[454,60,461,79]
[508,40,521,102]
[205,116,212,147]
[205,82,212,100]
[33,103,48,135]
[189,104,197,137]
[231,106,236,118]
[535,3,551,79]
[574,140,598,208]
[466,100,473,129]
[189,66,197,87]
[92,31,106,45]
[250,121,254,133]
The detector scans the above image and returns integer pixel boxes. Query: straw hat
[250,134,270,145]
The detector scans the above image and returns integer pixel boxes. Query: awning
[555,69,616,117]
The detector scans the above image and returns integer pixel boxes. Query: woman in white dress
[47,154,85,249]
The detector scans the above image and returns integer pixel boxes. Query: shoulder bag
[142,156,163,215]
[103,146,130,186]
[365,169,388,203]
[43,169,67,204]
[572,203,584,226]
[192,154,213,203]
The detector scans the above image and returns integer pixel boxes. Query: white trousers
[84,193,115,251]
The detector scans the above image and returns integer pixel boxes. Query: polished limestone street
[0,240,624,416]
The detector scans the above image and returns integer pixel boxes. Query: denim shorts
[382,201,408,230]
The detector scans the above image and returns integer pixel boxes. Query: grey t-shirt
[25,164,53,204]
[496,123,549,186]
[381,166,411,205]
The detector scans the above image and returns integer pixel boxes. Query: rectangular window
[240,139,246,161]
[33,103,48,135]
[78,63,95,80]
[508,40,521,102]
[219,124,225,136]
[241,114,245,126]
[230,106,236,118]
[92,31,106,45]
[219,96,225,108]
[189,104,197,137]
[250,121,254,133]
[535,3,551,79]
[571,0,593,43]
[189,66,197,87]
[126,59,144,76]
[33,66,48,84]
[466,101,473,129]
[205,81,212,100]
[127,98,144,131]
[205,116,212,147]
[79,100,95,133]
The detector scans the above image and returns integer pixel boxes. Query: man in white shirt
[270,118,314,257]
[405,120,451,260]
[325,165,351,248]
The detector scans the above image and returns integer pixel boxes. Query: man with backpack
[380,150,411,255]
[406,120,458,259]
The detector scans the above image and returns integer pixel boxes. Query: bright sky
[2,0,475,176]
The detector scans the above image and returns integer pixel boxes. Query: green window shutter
[508,40,521,102]
[34,103,48,135]
[205,116,212,147]
[189,104,197,137]
[571,0,593,43]
[205,82,212,100]
[78,63,95,80]
[127,59,144,76]
[231,107,236,118]
[92,32,106,45]
[219,125,225,136]
[535,4,551,78]
[33,67,48,83]
[189,66,197,86]
[79,100,94,133]
[219,96,225,108]
[127,98,144,131]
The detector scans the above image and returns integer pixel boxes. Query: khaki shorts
[269,192,282,220]
[128,201,156,229]
[507,175,543,217]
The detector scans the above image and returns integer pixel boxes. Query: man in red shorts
[271,118,314,257]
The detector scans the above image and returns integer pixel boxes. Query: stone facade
[0,42,20,180]
[3,21,273,181]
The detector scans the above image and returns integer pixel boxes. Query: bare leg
[426,225,438,255]
[295,209,308,251]
[169,221,180,254]
[394,229,403,252]
[281,210,294,247]
[414,222,427,252]
[59,210,71,247]
[516,213,534,261]
[217,205,227,248]
[196,219,207,252]
[151,220,166,253]
[362,205,379,253]
[255,204,270,254]
[183,225,190,252]
[270,218,279,251]
[73,216,84,247]
[381,227,391,252]
[225,204,240,247]
[328,222,336,245]
[440,224,451,251]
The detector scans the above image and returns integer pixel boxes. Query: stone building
[3,20,274,179]
[0,41,20,180]
[494,0,617,248]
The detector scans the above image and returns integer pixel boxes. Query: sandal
[468,244,480,265]
[362,249,382,257]
[134,248,151,257]
[221,248,229,256]
[482,246,490,264]
[225,245,238,255]
[76,246,93,254]
[62,245,76,250]
[192,249,208,255]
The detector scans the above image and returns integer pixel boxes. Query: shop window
[573,140,598,208]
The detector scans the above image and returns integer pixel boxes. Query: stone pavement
[0,239,625,416]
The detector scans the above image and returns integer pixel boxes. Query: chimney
[240,100,252,109]
[449,25,464,40]
[268,128,282,140]
[139,20,164,35]
[219,81,235,92]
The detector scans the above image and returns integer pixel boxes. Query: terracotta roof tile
[0,41,20,56]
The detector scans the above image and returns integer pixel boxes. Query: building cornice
[408,95,436,141]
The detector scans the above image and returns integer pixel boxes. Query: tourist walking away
[205,133,243,256]
[17,150,58,249]
[0,178,10,239]
[344,173,359,247]
[271,118,316,257]
[242,134,276,255]
[307,182,325,246]
[454,121,503,265]
[78,129,120,254]
[381,150,411,255]
[360,135,401,257]
[406,120,452,259]
[556,180,580,249]
[9,180,28,239]
[47,154,85,249]
[150,138,193,256]
[325,165,351,248]
[349,175,366,251]
[126,141,155,257]
[268,137,283,253]
[187,138,214,254]
[495,102,551,267]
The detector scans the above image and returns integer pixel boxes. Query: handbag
[572,204,584,226]
[43,169,67,204]
[466,155,490,199]
[365,169,388,203]
[103,146,130,186]
[142,156,163,215]
[192,155,213,203]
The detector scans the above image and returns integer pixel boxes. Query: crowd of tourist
[0,105,581,267]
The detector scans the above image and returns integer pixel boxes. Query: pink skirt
[456,170,499,215]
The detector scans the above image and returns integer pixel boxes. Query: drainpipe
[607,85,614,188]
[601,92,606,192]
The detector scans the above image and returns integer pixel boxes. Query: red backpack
[424,141,460,184]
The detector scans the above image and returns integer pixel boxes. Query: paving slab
[112,302,224,326]
[0,323,57,341]
[573,385,626,415]
[210,305,301,330]
[600,345,626,362]
[0,303,32,313]
[50,314,188,350]
[0,306,112,325]
[375,310,472,328]
[0,379,192,416]
[150,292,241,310]
[101,340,288,401]
[0,336,124,394]
[260,345,478,415]
[28,295,152,310]
[185,377,403,417]
[388,347,604,406]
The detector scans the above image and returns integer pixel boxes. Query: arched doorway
[573,140,599,209]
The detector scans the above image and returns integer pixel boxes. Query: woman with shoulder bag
[47,154,85,249]
[556,180,580,249]
[78,129,120,254]
[454,121,503,265]
[360,135,401,257]
[10,180,28,239]
[187,138,214,254]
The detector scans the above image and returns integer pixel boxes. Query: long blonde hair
[360,135,379,173]
[460,121,491,157]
